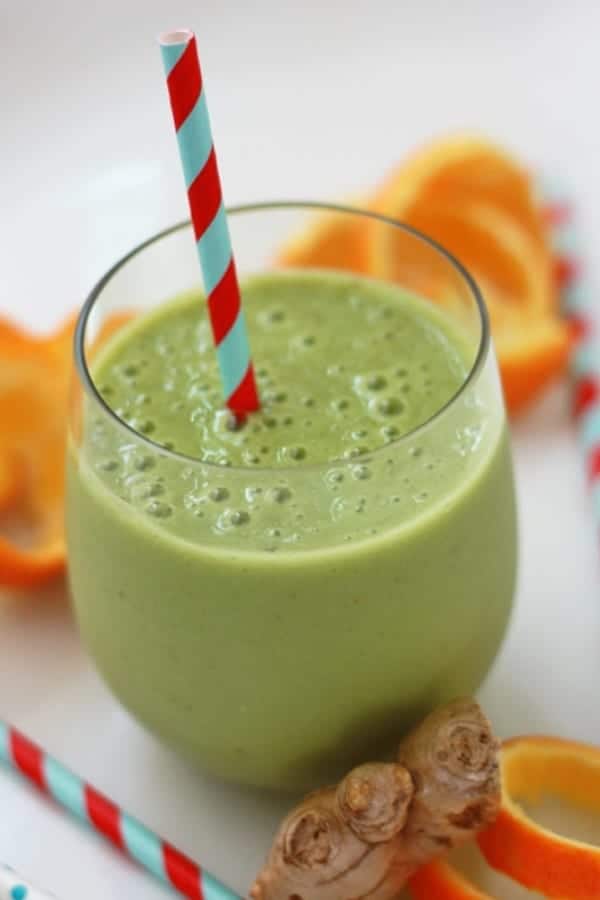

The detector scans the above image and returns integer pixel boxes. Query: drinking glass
[67,204,517,790]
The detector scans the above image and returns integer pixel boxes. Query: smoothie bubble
[134,454,155,471]
[145,500,172,518]
[325,469,344,487]
[97,458,119,472]
[351,464,371,480]
[267,486,292,504]
[218,509,250,530]
[331,398,349,412]
[373,397,404,417]
[131,480,164,501]
[259,307,285,326]
[381,425,399,441]
[278,446,306,463]
[343,446,369,459]
[209,487,229,502]
[367,375,387,391]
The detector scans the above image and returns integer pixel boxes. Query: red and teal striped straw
[542,184,600,513]
[0,720,240,900]
[159,28,260,417]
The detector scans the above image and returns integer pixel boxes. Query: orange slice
[276,201,370,274]
[477,736,600,899]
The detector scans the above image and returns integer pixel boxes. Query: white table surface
[1,2,599,897]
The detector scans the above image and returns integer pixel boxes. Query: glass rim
[74,200,491,472]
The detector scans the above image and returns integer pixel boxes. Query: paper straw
[159,29,259,417]
[0,721,240,900]
[542,187,600,509]
[0,864,57,899]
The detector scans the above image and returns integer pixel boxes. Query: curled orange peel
[0,317,72,589]
[477,735,600,899]
[0,311,134,591]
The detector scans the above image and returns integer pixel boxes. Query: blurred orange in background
[280,134,571,416]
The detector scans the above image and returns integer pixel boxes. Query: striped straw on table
[159,29,260,417]
[0,721,240,900]
[543,186,600,510]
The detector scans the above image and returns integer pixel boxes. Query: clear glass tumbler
[67,203,517,791]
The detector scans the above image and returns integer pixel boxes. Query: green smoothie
[67,269,516,789]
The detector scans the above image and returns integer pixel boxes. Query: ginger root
[250,698,500,900]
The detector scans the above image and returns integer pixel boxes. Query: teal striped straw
[0,720,240,899]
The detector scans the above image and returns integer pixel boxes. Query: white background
[0,1,599,897]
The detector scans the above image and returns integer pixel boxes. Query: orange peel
[276,199,370,274]
[477,735,600,899]
[370,133,550,257]
[489,304,573,414]
[0,318,72,589]
[276,134,567,415]
[0,311,133,591]
[409,858,493,900]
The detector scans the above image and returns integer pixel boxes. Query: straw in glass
[159,29,260,417]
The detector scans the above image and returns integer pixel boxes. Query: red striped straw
[0,720,240,899]
[159,29,260,417]
[544,189,600,511]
